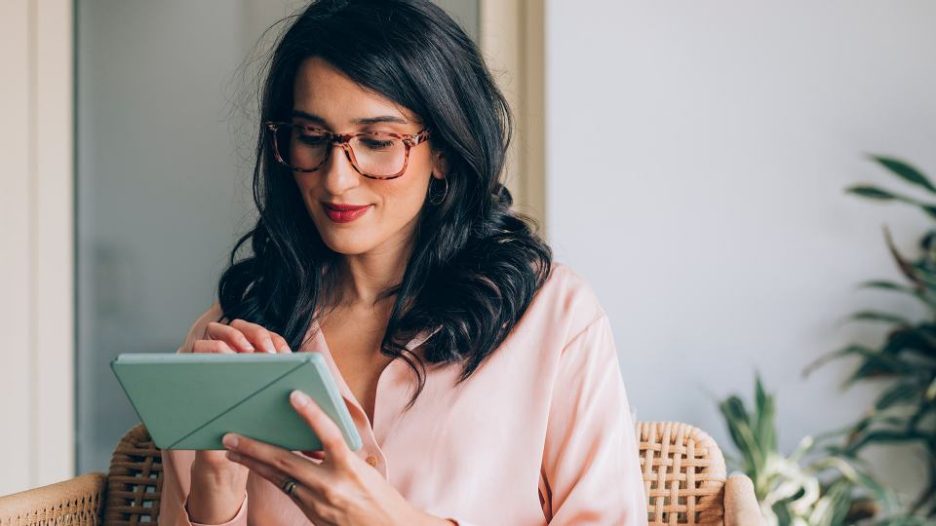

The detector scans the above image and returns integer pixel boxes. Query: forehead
[292,57,420,127]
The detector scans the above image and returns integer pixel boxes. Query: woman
[161,0,647,525]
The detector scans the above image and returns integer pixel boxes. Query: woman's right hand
[191,317,292,356]
[181,309,292,523]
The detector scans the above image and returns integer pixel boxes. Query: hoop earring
[428,176,448,205]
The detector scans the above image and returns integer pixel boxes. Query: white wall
[0,1,33,496]
[0,0,74,495]
[546,1,936,500]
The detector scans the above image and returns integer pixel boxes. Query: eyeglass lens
[272,124,407,177]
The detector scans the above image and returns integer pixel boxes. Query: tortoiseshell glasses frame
[263,121,432,180]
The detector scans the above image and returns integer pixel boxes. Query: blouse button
[365,455,379,467]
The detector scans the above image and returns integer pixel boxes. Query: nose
[320,143,362,195]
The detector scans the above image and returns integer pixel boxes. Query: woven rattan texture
[639,421,727,526]
[0,474,105,526]
[103,424,162,526]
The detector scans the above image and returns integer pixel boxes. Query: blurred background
[3,1,936,522]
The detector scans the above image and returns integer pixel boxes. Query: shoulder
[522,261,607,345]
[539,261,606,320]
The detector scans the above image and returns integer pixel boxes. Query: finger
[301,450,326,461]
[270,332,292,353]
[225,450,314,506]
[192,339,237,354]
[289,390,350,463]
[222,433,320,487]
[229,319,278,354]
[205,321,256,353]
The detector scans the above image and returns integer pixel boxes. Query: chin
[319,232,376,256]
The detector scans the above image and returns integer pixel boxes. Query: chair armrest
[0,473,107,526]
[724,473,764,526]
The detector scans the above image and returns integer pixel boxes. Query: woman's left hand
[222,390,450,526]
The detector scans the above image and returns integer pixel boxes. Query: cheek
[374,179,428,224]
[374,153,434,219]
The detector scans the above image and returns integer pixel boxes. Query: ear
[431,148,448,180]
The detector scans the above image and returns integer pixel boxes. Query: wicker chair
[0,421,763,526]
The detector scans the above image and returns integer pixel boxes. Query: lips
[323,202,372,223]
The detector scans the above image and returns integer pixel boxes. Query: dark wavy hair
[217,0,552,409]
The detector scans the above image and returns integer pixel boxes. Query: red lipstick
[323,202,372,223]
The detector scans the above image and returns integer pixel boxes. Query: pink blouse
[160,262,648,525]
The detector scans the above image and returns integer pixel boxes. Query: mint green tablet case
[111,352,362,451]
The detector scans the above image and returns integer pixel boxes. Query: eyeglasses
[264,121,431,180]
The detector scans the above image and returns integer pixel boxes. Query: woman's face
[290,56,445,257]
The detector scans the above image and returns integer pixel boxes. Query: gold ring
[281,478,298,497]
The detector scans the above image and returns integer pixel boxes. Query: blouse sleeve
[159,450,249,526]
[441,313,648,526]
[539,312,647,525]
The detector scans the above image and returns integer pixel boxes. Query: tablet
[111,352,362,451]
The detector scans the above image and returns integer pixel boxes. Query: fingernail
[265,342,276,354]
[290,390,309,407]
[277,346,291,353]
[245,344,255,352]
[222,433,239,449]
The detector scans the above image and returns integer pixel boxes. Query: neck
[331,236,415,309]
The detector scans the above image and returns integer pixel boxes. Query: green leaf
[879,326,936,362]
[884,225,924,286]
[808,478,853,526]
[920,205,936,221]
[847,185,899,200]
[754,374,777,453]
[909,260,936,289]
[858,280,936,311]
[846,184,936,220]
[845,429,928,454]
[848,358,909,384]
[839,414,915,450]
[874,381,920,410]
[858,280,918,294]
[804,344,918,383]
[907,398,936,429]
[718,396,763,474]
[870,154,936,194]
[849,310,912,325]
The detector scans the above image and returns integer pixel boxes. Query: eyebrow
[291,110,410,126]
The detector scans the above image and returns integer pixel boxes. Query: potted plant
[805,155,936,521]
[719,375,893,526]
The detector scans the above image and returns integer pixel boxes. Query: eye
[356,131,400,151]
[297,133,329,146]
[360,138,396,150]
[299,135,328,146]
